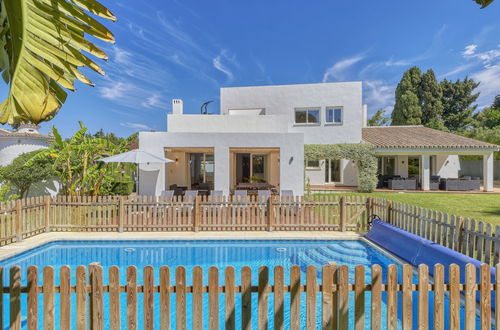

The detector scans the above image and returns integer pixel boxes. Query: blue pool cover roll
[365,219,496,284]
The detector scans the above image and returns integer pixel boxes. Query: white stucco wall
[167,114,289,133]
[0,136,60,197]
[138,132,304,196]
[220,82,363,144]
[0,137,49,166]
[435,155,460,178]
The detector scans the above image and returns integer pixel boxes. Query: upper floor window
[326,107,343,125]
[294,107,320,125]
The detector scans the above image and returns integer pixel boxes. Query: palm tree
[0,0,115,125]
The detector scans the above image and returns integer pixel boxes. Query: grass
[336,192,500,225]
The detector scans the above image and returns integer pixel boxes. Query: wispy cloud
[463,45,478,56]
[364,80,395,112]
[376,25,448,70]
[322,55,365,82]
[120,122,155,131]
[462,44,500,64]
[141,93,164,108]
[440,63,476,78]
[213,50,235,82]
[472,64,500,107]
[99,82,135,101]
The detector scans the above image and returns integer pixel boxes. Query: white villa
[138,82,498,195]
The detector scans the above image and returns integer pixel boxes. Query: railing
[2,263,497,329]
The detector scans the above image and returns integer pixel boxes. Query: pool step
[324,243,369,258]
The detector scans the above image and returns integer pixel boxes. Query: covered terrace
[362,126,499,192]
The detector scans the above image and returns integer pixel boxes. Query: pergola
[362,126,499,192]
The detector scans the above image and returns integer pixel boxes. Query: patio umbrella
[98,149,173,195]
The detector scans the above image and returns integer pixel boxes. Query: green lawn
[341,192,500,225]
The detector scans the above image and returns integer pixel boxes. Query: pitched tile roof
[362,126,499,150]
[0,128,52,139]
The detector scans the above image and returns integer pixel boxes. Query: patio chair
[258,190,271,213]
[233,190,249,210]
[210,190,223,196]
[258,190,271,201]
[184,190,199,201]
[181,190,198,211]
[234,190,248,197]
[161,190,174,198]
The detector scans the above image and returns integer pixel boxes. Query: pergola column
[214,146,230,195]
[421,154,430,191]
[483,152,494,192]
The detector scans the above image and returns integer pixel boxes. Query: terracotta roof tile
[362,126,499,150]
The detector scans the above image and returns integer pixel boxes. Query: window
[326,107,342,124]
[306,160,320,169]
[295,107,320,125]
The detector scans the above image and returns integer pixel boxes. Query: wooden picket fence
[2,195,500,266]
[371,197,500,266]
[0,195,369,245]
[2,263,498,330]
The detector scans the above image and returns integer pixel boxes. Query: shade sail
[98,149,173,164]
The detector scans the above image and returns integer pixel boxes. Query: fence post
[387,201,393,224]
[267,196,274,232]
[366,197,373,227]
[88,263,104,330]
[340,196,346,232]
[44,196,51,233]
[455,216,465,252]
[118,196,125,233]
[194,196,201,232]
[15,199,22,242]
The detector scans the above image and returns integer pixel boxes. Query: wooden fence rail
[1,263,498,330]
[1,195,500,266]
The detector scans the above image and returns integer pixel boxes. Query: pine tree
[440,78,480,131]
[391,67,422,125]
[419,69,444,127]
[367,109,390,126]
[492,94,500,109]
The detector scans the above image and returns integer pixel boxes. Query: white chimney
[172,99,183,115]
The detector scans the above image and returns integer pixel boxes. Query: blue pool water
[0,239,479,329]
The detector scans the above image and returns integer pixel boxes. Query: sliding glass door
[189,153,214,188]
[325,159,341,183]
[235,153,268,183]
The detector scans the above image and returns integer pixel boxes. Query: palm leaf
[474,0,495,7]
[0,0,115,124]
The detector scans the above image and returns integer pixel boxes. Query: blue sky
[3,0,500,137]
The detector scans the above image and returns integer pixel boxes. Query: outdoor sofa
[388,178,417,190]
[439,177,480,191]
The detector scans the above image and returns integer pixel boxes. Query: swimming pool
[0,239,476,329]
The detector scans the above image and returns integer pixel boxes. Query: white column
[483,152,494,192]
[214,146,230,195]
[421,154,430,191]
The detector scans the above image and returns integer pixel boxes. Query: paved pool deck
[0,231,362,261]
